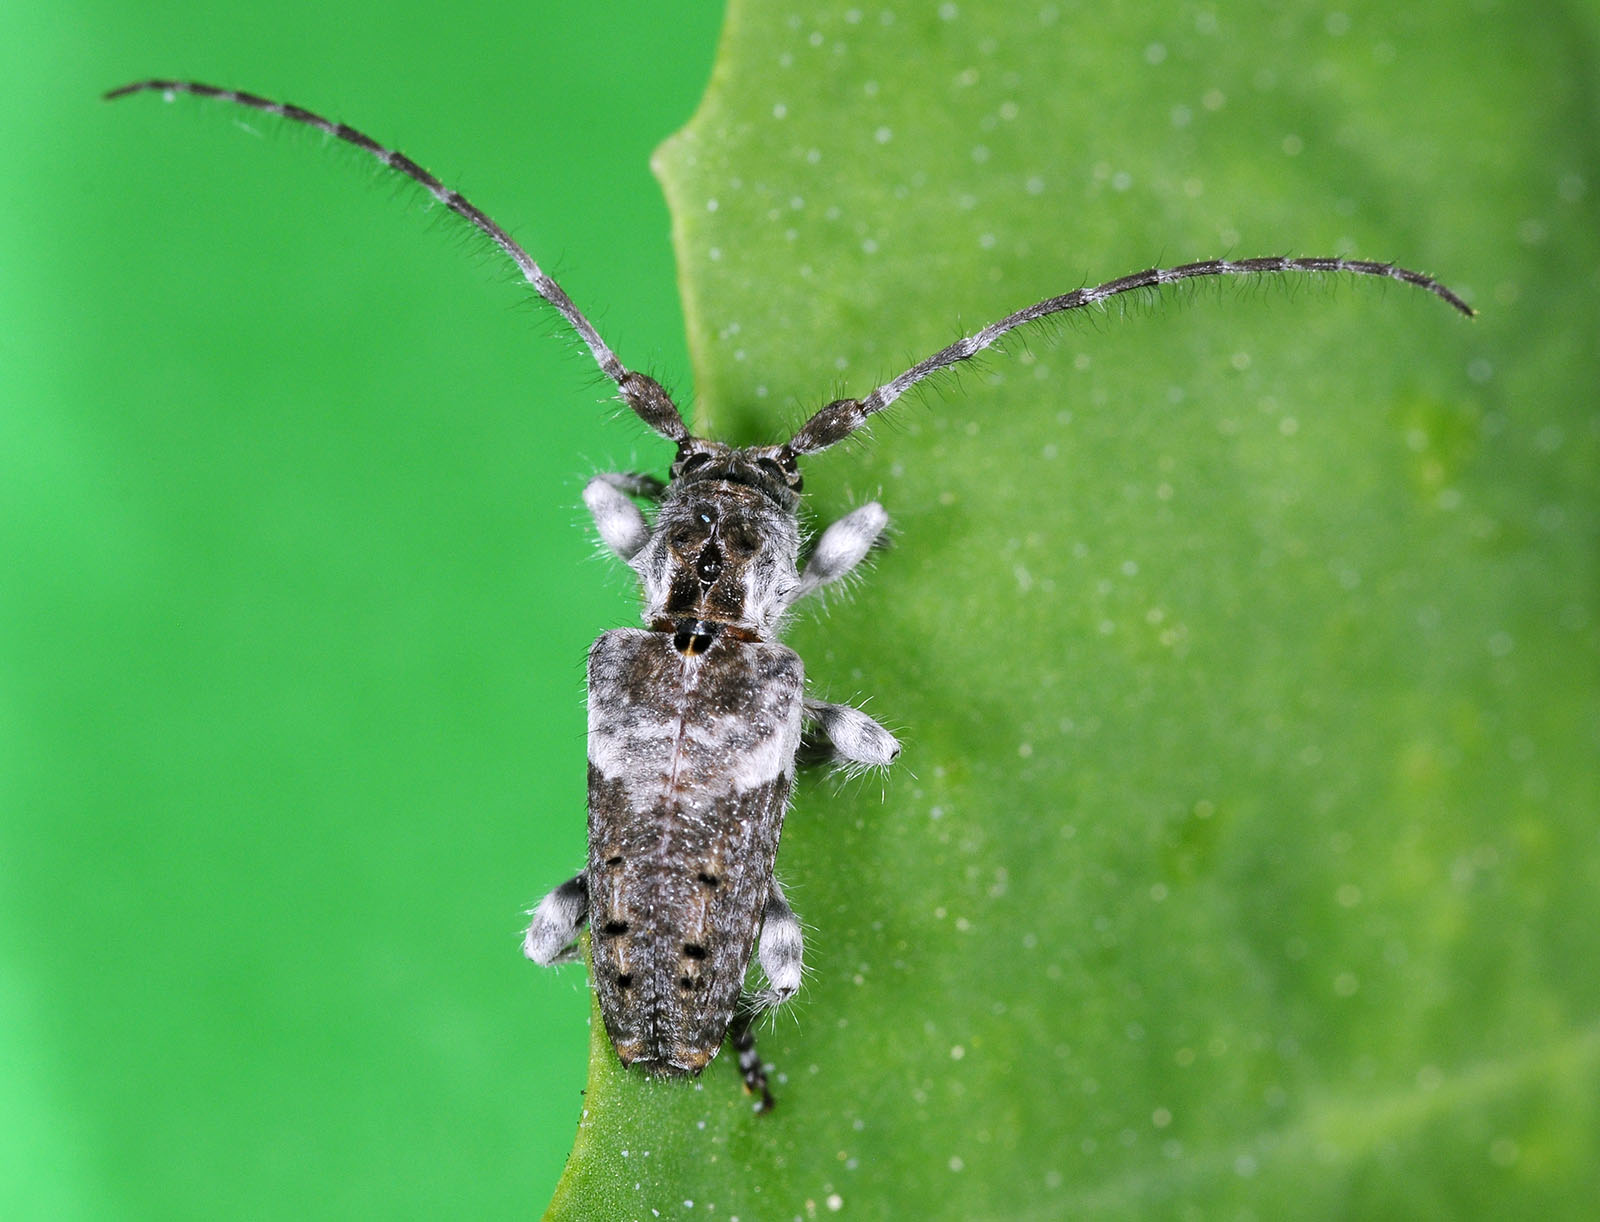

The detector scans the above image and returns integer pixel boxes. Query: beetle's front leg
[522,873,588,965]
[803,697,901,768]
[786,501,889,606]
[583,472,664,561]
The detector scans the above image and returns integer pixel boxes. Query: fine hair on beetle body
[107,78,1474,1114]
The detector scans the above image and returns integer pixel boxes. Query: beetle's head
[670,439,803,510]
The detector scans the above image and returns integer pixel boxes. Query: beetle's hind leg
[756,879,805,1008]
[522,873,588,965]
[729,1005,775,1113]
[722,882,805,1113]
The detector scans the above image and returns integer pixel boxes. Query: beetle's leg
[786,502,889,605]
[522,873,588,965]
[728,1005,775,1113]
[584,472,663,561]
[756,879,805,1008]
[593,471,667,500]
[802,697,901,768]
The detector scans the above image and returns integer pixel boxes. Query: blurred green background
[2,2,722,1216]
[7,1,1599,1219]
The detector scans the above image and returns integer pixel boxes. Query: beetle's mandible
[107,78,1474,1112]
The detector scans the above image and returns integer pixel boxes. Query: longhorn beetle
[108,78,1474,1112]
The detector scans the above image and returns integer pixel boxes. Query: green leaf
[547,1,1599,1217]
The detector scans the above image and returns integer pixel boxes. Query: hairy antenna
[112,77,1476,1111]
[786,255,1475,456]
[103,79,689,443]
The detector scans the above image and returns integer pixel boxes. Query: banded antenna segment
[785,255,1474,456]
[104,78,690,443]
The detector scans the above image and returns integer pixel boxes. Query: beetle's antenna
[104,79,690,443]
[784,255,1474,456]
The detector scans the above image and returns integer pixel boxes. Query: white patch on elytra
[587,631,804,802]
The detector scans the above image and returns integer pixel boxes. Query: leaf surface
[547,2,1599,1217]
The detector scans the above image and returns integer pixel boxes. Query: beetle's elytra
[108,78,1472,1112]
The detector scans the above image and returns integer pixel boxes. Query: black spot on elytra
[697,872,720,889]
[605,855,624,867]
[601,920,629,936]
[678,976,696,990]
[683,943,707,960]
[616,972,633,989]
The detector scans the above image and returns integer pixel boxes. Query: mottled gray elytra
[107,78,1473,1112]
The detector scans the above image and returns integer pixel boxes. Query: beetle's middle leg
[803,697,901,769]
[522,873,588,965]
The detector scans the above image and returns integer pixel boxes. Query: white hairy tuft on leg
[757,883,805,1005]
[523,875,587,965]
[583,475,652,561]
[789,501,889,604]
[808,700,901,767]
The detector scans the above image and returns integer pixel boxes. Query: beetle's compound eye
[674,444,717,479]
[748,449,802,494]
